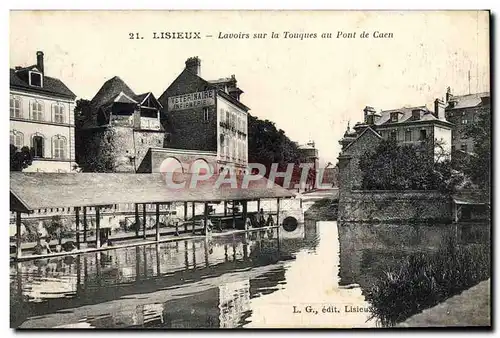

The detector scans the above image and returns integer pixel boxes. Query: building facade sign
[168,90,215,111]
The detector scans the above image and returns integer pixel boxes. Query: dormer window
[29,71,43,87]
[390,112,399,122]
[412,110,420,120]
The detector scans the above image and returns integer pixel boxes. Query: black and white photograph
[8,10,491,329]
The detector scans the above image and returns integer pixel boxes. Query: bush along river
[10,218,490,328]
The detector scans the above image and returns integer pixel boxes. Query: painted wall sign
[168,90,215,111]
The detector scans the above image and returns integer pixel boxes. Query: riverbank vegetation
[358,139,465,192]
[366,237,490,326]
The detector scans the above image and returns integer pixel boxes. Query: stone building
[297,141,319,190]
[338,101,453,191]
[158,57,250,175]
[10,51,77,172]
[76,76,165,172]
[444,87,490,154]
[336,100,454,222]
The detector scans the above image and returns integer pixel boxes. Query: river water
[10,220,489,329]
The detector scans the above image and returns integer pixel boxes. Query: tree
[359,139,461,192]
[10,144,34,171]
[463,109,491,188]
[247,115,307,186]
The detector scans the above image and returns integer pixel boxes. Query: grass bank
[366,237,490,327]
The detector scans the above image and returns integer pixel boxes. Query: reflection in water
[10,220,490,329]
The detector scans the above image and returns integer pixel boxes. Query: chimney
[434,98,446,120]
[185,56,201,76]
[363,106,376,124]
[446,86,452,103]
[36,51,44,73]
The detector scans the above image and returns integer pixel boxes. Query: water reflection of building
[218,280,251,328]
[12,221,322,329]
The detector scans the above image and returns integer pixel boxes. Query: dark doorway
[33,135,44,158]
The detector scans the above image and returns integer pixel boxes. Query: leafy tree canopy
[359,139,462,192]
[10,144,34,172]
[462,109,491,188]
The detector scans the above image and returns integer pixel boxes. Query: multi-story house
[337,98,454,194]
[444,87,490,154]
[345,99,453,161]
[10,51,77,172]
[159,57,249,175]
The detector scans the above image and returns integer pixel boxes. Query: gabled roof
[374,106,444,126]
[161,68,250,112]
[10,68,76,100]
[447,92,490,110]
[10,172,295,212]
[342,126,382,153]
[134,92,164,109]
[133,93,149,104]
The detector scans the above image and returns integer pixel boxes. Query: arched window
[52,135,66,159]
[10,130,23,149]
[31,100,44,121]
[10,96,22,118]
[32,134,45,158]
[53,103,65,123]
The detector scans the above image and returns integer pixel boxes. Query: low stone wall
[338,190,451,223]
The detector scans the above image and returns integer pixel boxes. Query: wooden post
[184,202,188,221]
[276,198,281,226]
[192,202,196,234]
[16,212,22,259]
[204,202,209,236]
[224,201,227,216]
[83,207,87,243]
[156,244,161,277]
[191,202,195,218]
[204,239,209,267]
[75,207,80,250]
[135,204,139,237]
[243,200,248,231]
[142,203,147,240]
[192,241,197,269]
[232,201,236,229]
[155,203,160,242]
[95,207,101,248]
[257,199,261,212]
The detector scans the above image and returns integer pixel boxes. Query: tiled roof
[10,68,76,100]
[447,92,490,110]
[10,172,295,212]
[90,76,136,108]
[374,106,446,125]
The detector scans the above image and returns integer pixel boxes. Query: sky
[10,11,490,166]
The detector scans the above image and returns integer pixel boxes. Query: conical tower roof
[90,76,136,109]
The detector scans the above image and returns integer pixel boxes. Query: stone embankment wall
[338,190,451,223]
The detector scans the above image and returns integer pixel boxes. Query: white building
[10,51,77,172]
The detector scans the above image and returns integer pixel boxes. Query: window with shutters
[31,100,44,121]
[53,104,65,123]
[10,130,23,148]
[53,135,66,159]
[10,97,22,118]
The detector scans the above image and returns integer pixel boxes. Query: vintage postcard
[9,10,491,329]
